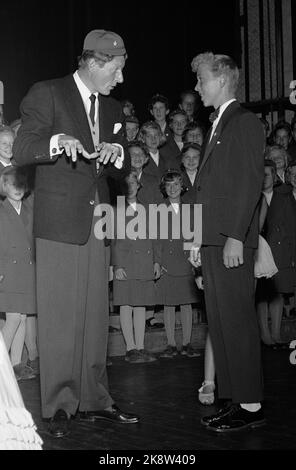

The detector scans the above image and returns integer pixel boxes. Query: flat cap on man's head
[83,29,126,56]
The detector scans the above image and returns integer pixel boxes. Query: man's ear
[88,58,103,71]
[220,75,226,87]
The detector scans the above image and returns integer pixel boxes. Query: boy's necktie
[209,107,220,123]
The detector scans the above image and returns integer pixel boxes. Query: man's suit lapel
[62,76,94,153]
[198,101,240,176]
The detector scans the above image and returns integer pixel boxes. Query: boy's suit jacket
[196,101,265,248]
[13,75,130,245]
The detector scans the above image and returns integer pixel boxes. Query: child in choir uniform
[111,172,161,363]
[157,170,200,358]
[0,167,36,381]
[180,143,201,205]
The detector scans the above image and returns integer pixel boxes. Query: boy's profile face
[0,131,14,162]
[195,64,221,109]
[2,177,25,201]
[129,146,148,170]
[182,148,200,171]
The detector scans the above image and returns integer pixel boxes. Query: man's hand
[96,142,121,165]
[223,237,244,268]
[115,267,127,280]
[189,243,201,268]
[58,135,91,162]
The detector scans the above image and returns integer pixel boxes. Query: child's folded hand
[115,267,127,280]
[189,243,201,268]
[195,276,204,290]
[154,263,161,280]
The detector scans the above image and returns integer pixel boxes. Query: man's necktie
[89,94,96,126]
[209,107,220,123]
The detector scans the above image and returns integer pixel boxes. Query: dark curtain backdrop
[0,0,241,123]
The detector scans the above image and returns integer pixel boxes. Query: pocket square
[113,123,122,134]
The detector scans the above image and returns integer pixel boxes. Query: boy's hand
[223,237,244,268]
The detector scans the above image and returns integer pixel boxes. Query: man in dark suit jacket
[190,52,265,432]
[13,29,138,438]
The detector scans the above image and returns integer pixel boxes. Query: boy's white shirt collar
[210,99,236,140]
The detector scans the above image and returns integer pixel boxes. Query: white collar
[73,71,98,105]
[215,98,236,122]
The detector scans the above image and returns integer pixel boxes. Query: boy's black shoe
[205,404,266,433]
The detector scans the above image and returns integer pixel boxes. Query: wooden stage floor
[19,345,296,453]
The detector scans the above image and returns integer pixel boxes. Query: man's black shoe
[205,404,266,433]
[79,405,139,424]
[146,318,164,330]
[201,403,233,427]
[48,409,71,438]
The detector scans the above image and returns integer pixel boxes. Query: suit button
[197,186,201,191]
[277,241,281,245]
[89,200,95,205]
